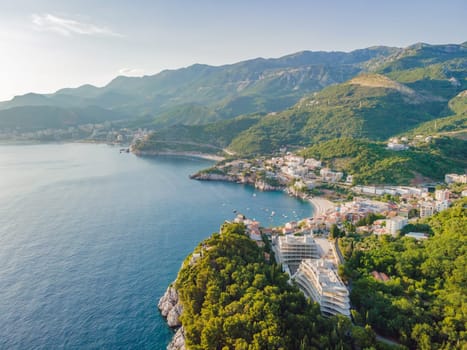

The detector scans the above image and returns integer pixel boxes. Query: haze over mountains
[1,42,466,157]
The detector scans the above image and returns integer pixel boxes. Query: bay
[0,143,312,349]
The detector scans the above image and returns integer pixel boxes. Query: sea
[0,143,312,349]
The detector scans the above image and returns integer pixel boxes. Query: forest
[174,222,398,349]
[339,197,467,349]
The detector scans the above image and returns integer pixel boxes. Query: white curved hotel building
[294,258,350,317]
[276,235,319,273]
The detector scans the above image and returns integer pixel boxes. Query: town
[199,151,467,319]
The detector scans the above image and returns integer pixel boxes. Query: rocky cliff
[158,285,185,349]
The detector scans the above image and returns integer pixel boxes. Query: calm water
[0,143,312,349]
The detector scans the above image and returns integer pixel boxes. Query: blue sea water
[0,143,312,349]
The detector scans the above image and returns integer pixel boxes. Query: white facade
[445,173,467,184]
[386,216,408,236]
[276,235,319,267]
[387,142,409,151]
[435,189,450,201]
[304,158,322,169]
[320,168,343,183]
[294,259,350,317]
[419,202,434,218]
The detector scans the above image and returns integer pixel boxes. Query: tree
[330,224,342,239]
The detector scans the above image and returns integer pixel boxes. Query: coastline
[308,197,335,218]
[132,149,225,161]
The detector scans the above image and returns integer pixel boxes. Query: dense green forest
[174,222,396,350]
[339,198,467,349]
[299,137,467,184]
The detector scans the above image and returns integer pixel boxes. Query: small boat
[270,211,275,217]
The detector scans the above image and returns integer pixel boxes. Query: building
[419,201,435,218]
[435,189,450,201]
[386,216,408,236]
[304,158,322,169]
[275,235,318,273]
[445,173,467,184]
[405,232,429,240]
[320,168,343,183]
[387,141,409,151]
[293,259,350,317]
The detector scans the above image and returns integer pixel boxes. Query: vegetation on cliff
[339,198,467,349]
[174,223,387,350]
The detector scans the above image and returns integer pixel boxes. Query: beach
[309,197,335,217]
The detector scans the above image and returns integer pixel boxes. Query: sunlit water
[0,143,312,349]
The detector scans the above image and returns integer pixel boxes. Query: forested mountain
[0,46,397,129]
[1,42,465,151]
[133,43,466,156]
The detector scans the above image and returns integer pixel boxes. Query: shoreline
[133,149,225,161]
[308,197,335,218]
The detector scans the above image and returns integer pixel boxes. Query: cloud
[32,13,123,37]
[118,68,145,76]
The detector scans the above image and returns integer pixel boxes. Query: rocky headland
[190,172,283,191]
[158,285,185,350]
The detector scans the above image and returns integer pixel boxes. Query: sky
[1,0,466,101]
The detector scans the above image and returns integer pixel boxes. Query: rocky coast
[190,172,283,191]
[158,285,186,350]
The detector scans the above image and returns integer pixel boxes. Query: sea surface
[0,143,312,349]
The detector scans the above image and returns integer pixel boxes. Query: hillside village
[192,143,467,238]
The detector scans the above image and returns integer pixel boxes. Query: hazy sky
[1,0,466,101]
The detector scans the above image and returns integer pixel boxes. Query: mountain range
[1,42,466,158]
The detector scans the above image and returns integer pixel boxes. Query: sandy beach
[309,197,335,217]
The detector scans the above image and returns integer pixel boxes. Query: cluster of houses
[214,153,348,193]
[386,134,435,151]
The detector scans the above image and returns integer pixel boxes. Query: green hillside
[132,114,262,155]
[402,90,467,137]
[228,74,448,155]
[372,43,467,99]
[0,48,396,129]
[341,198,467,348]
[1,42,465,149]
[299,137,466,185]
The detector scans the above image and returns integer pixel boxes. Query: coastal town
[0,122,152,145]
[190,151,467,319]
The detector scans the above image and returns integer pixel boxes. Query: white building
[435,189,450,201]
[387,142,409,151]
[304,158,322,169]
[419,201,435,218]
[320,168,343,183]
[275,235,319,272]
[435,200,450,212]
[405,232,429,240]
[293,259,350,317]
[386,216,408,236]
[445,173,467,184]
